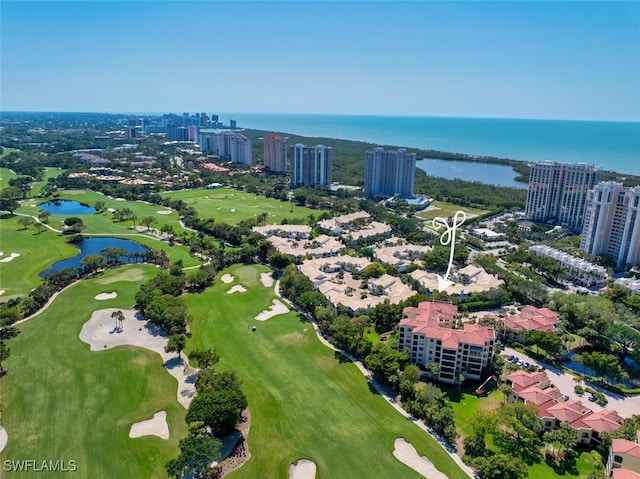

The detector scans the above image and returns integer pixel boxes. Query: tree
[576,351,629,384]
[63,217,84,233]
[527,330,564,359]
[17,216,33,230]
[365,343,407,386]
[80,254,106,274]
[188,349,220,370]
[605,324,640,361]
[269,252,291,270]
[0,342,10,373]
[494,402,543,464]
[543,421,578,464]
[425,362,440,383]
[0,198,19,215]
[111,310,125,330]
[472,453,527,479]
[94,201,106,213]
[38,210,51,224]
[141,215,157,230]
[165,333,187,359]
[165,433,221,479]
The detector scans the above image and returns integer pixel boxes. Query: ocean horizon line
[1,110,639,124]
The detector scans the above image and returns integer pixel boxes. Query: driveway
[504,347,640,419]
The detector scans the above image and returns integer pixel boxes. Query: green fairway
[0,265,187,478]
[162,187,327,225]
[0,167,18,190]
[0,215,77,301]
[30,167,65,197]
[417,200,488,221]
[186,264,469,479]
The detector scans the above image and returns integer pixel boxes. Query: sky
[1,1,639,121]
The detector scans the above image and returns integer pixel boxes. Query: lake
[40,199,96,215]
[416,158,527,189]
[41,237,149,277]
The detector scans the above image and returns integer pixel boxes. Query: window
[614,455,623,464]
[581,432,589,438]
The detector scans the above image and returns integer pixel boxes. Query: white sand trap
[289,459,316,479]
[260,272,274,287]
[0,426,7,453]
[95,292,117,300]
[230,208,236,212]
[221,273,234,284]
[107,208,117,213]
[393,438,448,479]
[156,210,172,215]
[129,411,169,440]
[79,309,197,408]
[227,285,247,294]
[115,198,126,201]
[0,252,3,256]
[255,299,289,321]
[0,253,20,263]
[0,290,5,296]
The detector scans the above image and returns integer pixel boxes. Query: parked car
[588,394,597,402]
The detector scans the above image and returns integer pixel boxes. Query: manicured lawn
[417,200,488,221]
[0,167,18,190]
[186,264,469,479]
[0,214,77,301]
[0,265,187,478]
[30,167,64,196]
[162,187,327,225]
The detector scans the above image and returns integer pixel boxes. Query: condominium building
[525,161,601,231]
[263,133,287,173]
[364,147,416,199]
[399,301,495,384]
[290,144,332,188]
[199,130,253,165]
[581,182,640,267]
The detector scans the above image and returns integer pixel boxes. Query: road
[504,347,640,419]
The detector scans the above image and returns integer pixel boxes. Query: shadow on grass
[334,351,352,364]
[544,454,579,476]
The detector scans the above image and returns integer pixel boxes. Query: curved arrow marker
[431,210,466,292]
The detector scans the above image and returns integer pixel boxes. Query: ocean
[223,113,640,176]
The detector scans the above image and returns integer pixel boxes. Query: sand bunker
[156,210,172,215]
[0,427,7,453]
[227,285,247,294]
[95,292,118,300]
[289,459,316,479]
[79,309,197,408]
[255,299,289,321]
[260,272,274,288]
[0,290,5,296]
[129,411,169,439]
[221,273,234,284]
[230,208,236,212]
[0,253,20,263]
[107,208,117,213]
[393,438,448,479]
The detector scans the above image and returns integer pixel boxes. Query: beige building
[608,432,640,478]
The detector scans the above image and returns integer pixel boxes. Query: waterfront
[416,158,527,189]
[227,113,640,176]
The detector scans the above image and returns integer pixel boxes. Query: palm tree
[111,310,125,330]
[499,383,514,404]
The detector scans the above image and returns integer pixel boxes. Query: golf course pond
[40,237,149,277]
[39,199,96,215]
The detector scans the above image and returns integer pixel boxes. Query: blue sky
[1,1,639,121]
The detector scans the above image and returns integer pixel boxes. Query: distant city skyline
[2,1,639,122]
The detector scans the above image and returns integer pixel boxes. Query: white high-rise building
[263,133,287,173]
[581,182,640,267]
[290,144,332,188]
[525,161,601,231]
[364,147,416,199]
[199,131,253,165]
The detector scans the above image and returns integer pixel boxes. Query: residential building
[525,161,601,231]
[125,126,137,140]
[506,370,624,446]
[607,432,640,478]
[615,277,640,295]
[488,305,560,343]
[290,144,332,188]
[581,182,640,267]
[199,130,253,165]
[529,244,608,286]
[364,147,416,199]
[263,133,287,173]
[399,301,495,384]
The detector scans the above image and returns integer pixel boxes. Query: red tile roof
[507,370,550,393]
[612,437,640,460]
[491,305,560,332]
[612,470,640,479]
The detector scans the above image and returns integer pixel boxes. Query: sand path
[79,308,197,408]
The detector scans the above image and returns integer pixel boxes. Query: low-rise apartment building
[607,432,640,478]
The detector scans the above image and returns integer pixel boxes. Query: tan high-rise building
[580,182,640,267]
[263,133,287,173]
[525,161,601,232]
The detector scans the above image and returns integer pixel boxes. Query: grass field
[186,264,469,479]
[0,265,188,478]
[162,187,327,225]
[30,167,65,197]
[417,200,488,221]
[0,167,18,191]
